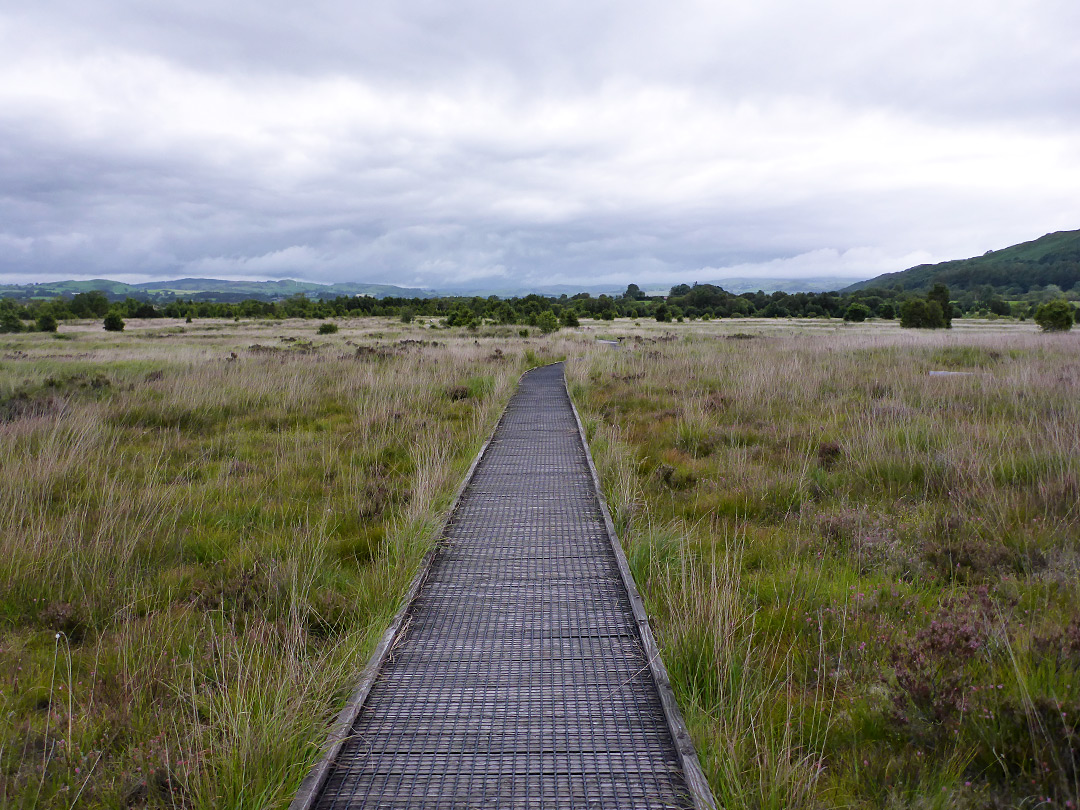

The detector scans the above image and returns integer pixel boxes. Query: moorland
[1,315,1077,808]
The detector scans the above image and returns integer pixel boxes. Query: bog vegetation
[1,313,1078,808]
[0,319,571,808]
[567,322,1080,808]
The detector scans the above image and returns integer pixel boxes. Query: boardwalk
[294,363,710,810]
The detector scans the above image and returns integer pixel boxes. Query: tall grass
[0,318,578,808]
[568,323,1080,807]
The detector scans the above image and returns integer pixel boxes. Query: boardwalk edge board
[563,373,718,810]
[287,366,532,810]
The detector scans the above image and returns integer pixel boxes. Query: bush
[1034,299,1075,332]
[655,304,671,322]
[899,299,945,329]
[1,311,24,333]
[537,311,560,334]
[317,322,339,335]
[927,283,953,327]
[103,312,125,332]
[559,310,579,327]
[35,312,58,332]
[400,308,415,324]
[843,303,871,322]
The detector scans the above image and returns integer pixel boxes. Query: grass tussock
[568,323,1080,808]
[0,318,579,809]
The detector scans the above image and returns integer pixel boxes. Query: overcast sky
[2,0,1078,290]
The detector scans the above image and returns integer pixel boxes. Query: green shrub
[843,303,871,322]
[400,308,415,324]
[537,311,560,334]
[317,322,339,335]
[655,304,671,322]
[1034,299,1075,332]
[899,299,945,329]
[35,312,58,332]
[1,311,24,333]
[927,283,954,327]
[560,310,580,327]
[103,312,125,332]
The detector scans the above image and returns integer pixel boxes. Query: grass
[3,313,1077,808]
[0,317,576,808]
[566,320,1080,808]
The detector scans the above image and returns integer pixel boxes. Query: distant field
[1,316,1076,808]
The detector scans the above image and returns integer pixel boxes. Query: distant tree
[878,303,895,319]
[70,290,111,318]
[36,312,58,332]
[623,283,646,300]
[900,299,945,329]
[400,308,415,324]
[1034,299,1075,332]
[655,303,671,322]
[559,309,580,327]
[843,303,871,322]
[927,283,953,327]
[103,312,125,332]
[1,310,24,333]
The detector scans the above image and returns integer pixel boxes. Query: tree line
[2,282,1076,333]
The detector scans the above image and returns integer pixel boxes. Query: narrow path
[297,363,706,809]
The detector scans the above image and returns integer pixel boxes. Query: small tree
[36,312,58,332]
[843,303,871,322]
[1,311,25,333]
[654,304,671,322]
[927,283,954,328]
[900,299,945,329]
[1034,299,1075,332]
[559,309,580,328]
[400,308,415,324]
[317,322,339,334]
[103,312,125,332]
[537,311,560,334]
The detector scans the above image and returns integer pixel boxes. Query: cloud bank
[2,0,1078,288]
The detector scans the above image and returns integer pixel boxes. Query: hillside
[847,229,1080,293]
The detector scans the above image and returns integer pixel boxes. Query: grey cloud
[1,0,1079,288]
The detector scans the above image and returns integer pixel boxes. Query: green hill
[846,229,1080,293]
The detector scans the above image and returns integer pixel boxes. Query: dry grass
[567,319,1080,808]
[4,312,1076,808]
[0,318,580,809]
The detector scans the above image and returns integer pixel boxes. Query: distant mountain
[0,278,437,301]
[845,229,1080,293]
